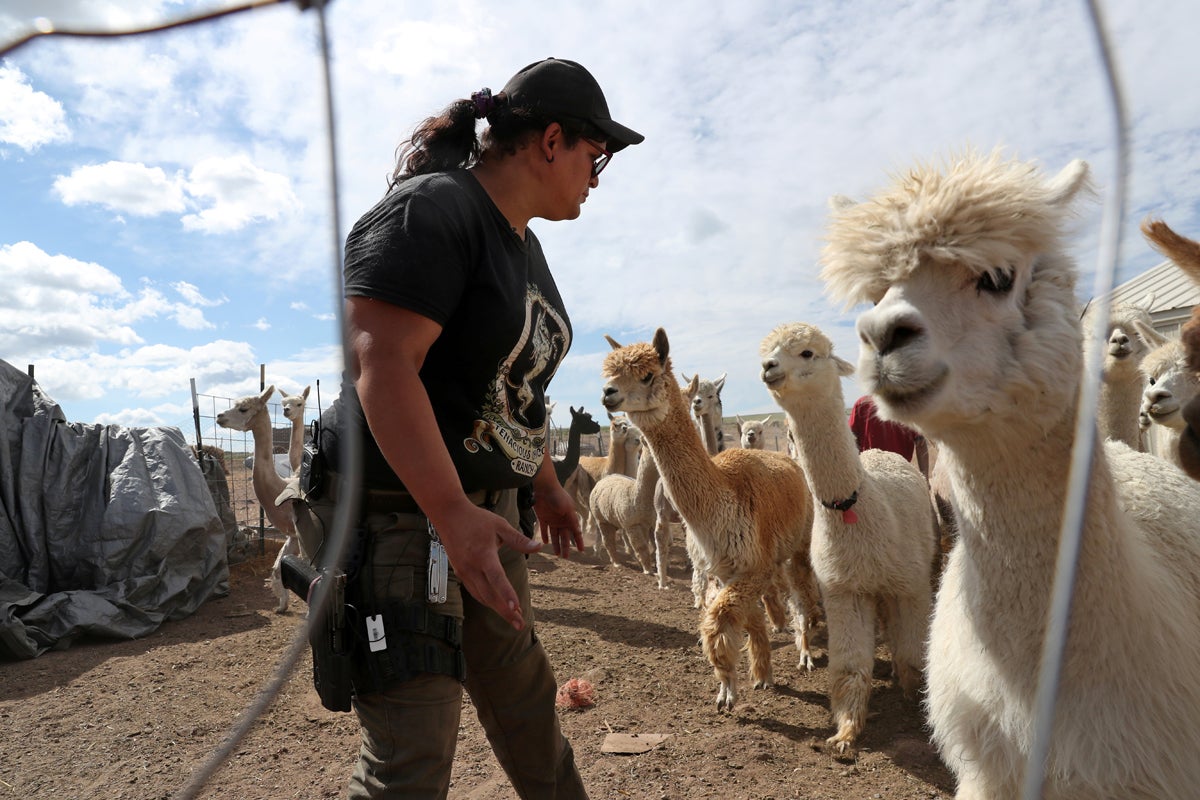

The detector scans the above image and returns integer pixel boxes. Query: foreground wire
[1020,0,1130,797]
[170,0,360,796]
[0,0,293,59]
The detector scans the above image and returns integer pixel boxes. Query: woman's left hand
[532,482,584,558]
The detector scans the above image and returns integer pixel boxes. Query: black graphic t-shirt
[336,170,572,494]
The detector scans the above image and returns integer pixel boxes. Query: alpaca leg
[653,517,672,589]
[270,535,300,613]
[884,589,931,701]
[629,526,656,575]
[685,529,708,609]
[597,520,622,567]
[823,590,876,756]
[761,572,789,634]
[784,553,823,671]
[701,580,769,710]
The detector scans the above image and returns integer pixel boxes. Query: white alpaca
[279,385,310,475]
[1134,323,1200,472]
[565,414,640,552]
[217,385,313,614]
[1141,218,1200,479]
[685,372,727,453]
[601,330,820,711]
[760,322,935,755]
[589,445,660,574]
[736,415,773,450]
[823,150,1200,798]
[1081,302,1154,450]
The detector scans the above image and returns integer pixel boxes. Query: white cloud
[172,280,225,307]
[253,318,270,331]
[180,154,300,233]
[0,65,70,151]
[53,160,187,216]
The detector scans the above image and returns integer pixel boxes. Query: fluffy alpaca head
[822,151,1093,438]
[217,385,275,432]
[1081,302,1155,383]
[736,415,773,449]
[1141,339,1200,431]
[759,322,855,404]
[685,373,726,419]
[601,329,679,429]
[280,385,310,423]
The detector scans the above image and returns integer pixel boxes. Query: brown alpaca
[601,328,819,710]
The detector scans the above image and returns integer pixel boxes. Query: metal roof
[1095,260,1200,330]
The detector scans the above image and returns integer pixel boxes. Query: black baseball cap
[501,58,644,153]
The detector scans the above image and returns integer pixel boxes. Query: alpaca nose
[1145,387,1172,406]
[857,306,926,357]
[1111,332,1129,346]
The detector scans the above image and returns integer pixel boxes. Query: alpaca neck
[696,409,721,456]
[633,450,661,515]
[248,410,288,514]
[605,435,626,476]
[1097,379,1143,449]
[940,404,1129,628]
[559,419,585,476]
[634,379,730,531]
[777,385,863,506]
[288,417,305,473]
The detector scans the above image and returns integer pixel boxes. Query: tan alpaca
[761,322,935,755]
[279,385,310,475]
[601,329,819,710]
[590,445,660,574]
[216,386,314,613]
[564,413,639,545]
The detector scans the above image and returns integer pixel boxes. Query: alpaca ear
[828,194,856,212]
[735,414,744,430]
[607,411,615,422]
[761,415,773,426]
[1131,318,1169,349]
[833,355,856,377]
[261,385,275,402]
[605,334,622,350]
[301,385,310,401]
[685,374,699,396]
[1046,159,1090,207]
[653,328,670,364]
[714,373,727,393]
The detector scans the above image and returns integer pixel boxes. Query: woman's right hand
[433,501,542,630]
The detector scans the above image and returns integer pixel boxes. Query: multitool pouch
[351,600,466,695]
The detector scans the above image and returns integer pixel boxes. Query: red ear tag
[842,508,858,524]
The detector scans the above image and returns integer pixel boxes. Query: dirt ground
[0,527,956,800]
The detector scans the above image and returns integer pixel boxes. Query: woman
[308,58,642,799]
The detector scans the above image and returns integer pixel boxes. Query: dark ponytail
[388,88,607,189]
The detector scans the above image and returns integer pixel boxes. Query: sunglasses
[585,139,612,178]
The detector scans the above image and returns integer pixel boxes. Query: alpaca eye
[976,269,1015,295]
[1148,376,1157,386]
[800,350,813,359]
[641,373,653,385]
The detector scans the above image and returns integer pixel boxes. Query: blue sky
[2,0,1199,441]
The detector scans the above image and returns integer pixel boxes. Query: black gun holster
[280,554,354,712]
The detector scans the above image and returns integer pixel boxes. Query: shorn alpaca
[564,413,640,545]
[822,150,1200,798]
[1134,324,1200,472]
[589,444,660,574]
[1141,218,1200,479]
[279,385,310,475]
[552,405,602,485]
[601,329,820,710]
[760,322,935,755]
[217,386,314,613]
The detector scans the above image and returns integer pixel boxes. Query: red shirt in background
[849,395,921,460]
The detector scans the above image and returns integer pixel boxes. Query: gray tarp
[0,359,229,659]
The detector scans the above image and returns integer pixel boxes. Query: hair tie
[471,88,496,119]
